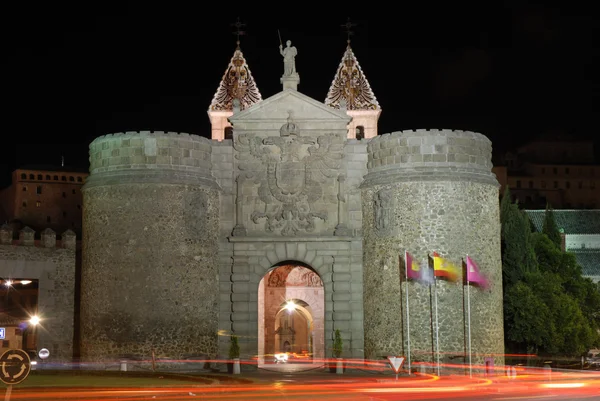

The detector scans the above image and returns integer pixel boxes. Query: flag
[465,255,489,289]
[405,251,421,281]
[432,252,460,282]
[406,251,433,284]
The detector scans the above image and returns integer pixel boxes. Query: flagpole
[399,254,405,360]
[467,255,473,378]
[428,257,435,369]
[462,259,468,377]
[404,251,411,375]
[434,273,440,376]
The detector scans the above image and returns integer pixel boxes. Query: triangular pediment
[229,89,351,123]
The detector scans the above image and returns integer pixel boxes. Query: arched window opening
[356,126,365,140]
[224,127,233,140]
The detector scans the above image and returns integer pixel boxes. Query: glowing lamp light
[29,316,40,326]
[285,301,296,312]
[20,280,32,285]
[4,280,12,287]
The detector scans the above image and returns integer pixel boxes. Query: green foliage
[333,329,343,358]
[542,204,562,248]
[500,194,537,287]
[504,280,554,352]
[228,335,240,359]
[501,195,600,357]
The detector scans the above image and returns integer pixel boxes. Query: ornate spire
[325,19,380,111]
[209,19,262,112]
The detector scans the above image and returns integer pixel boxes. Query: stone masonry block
[231,293,249,302]
[231,273,250,282]
[275,243,286,262]
[266,250,278,265]
[285,243,296,260]
[232,282,249,293]
[333,321,351,331]
[332,293,351,301]
[232,302,249,312]
[332,273,352,282]
[333,312,352,321]
[232,322,251,333]
[296,242,307,261]
[231,312,252,321]
[333,282,351,292]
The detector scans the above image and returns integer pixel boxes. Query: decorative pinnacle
[341,17,356,45]
[231,17,246,48]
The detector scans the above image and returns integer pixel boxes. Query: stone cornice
[360,167,500,188]
[83,169,221,190]
[228,236,356,243]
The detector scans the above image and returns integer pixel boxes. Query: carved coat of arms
[234,114,343,236]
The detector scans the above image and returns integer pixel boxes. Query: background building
[494,138,599,209]
[0,166,88,238]
[526,209,600,283]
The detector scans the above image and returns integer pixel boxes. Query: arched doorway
[257,261,324,367]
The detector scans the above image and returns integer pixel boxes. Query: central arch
[257,261,325,367]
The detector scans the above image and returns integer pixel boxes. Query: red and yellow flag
[432,252,460,282]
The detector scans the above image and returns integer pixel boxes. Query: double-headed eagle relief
[234,113,344,236]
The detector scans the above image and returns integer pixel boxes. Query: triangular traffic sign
[387,356,405,374]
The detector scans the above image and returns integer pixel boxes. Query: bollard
[544,363,551,381]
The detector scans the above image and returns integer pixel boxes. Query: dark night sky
[2,2,598,188]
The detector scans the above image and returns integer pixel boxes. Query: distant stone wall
[0,226,76,361]
[361,129,504,369]
[82,131,221,362]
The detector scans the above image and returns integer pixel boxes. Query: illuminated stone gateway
[81,39,504,371]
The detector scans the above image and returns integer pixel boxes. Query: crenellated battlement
[89,130,209,144]
[0,224,76,250]
[366,128,493,171]
[88,131,215,176]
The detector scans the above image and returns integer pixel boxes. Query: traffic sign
[0,349,31,385]
[387,356,405,374]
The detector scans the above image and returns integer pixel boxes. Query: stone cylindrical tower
[361,129,503,368]
[81,131,220,361]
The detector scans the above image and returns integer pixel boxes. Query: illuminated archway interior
[258,263,324,364]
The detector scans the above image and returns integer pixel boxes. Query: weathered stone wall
[361,129,504,368]
[0,225,76,361]
[81,131,221,362]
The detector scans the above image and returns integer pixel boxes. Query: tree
[229,335,240,359]
[500,191,537,287]
[542,203,562,249]
[504,280,555,354]
[501,194,600,357]
[333,329,343,358]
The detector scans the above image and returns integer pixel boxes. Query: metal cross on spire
[341,17,356,45]
[231,17,246,48]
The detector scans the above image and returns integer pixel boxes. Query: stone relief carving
[233,113,343,236]
[374,189,393,232]
[267,265,323,287]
